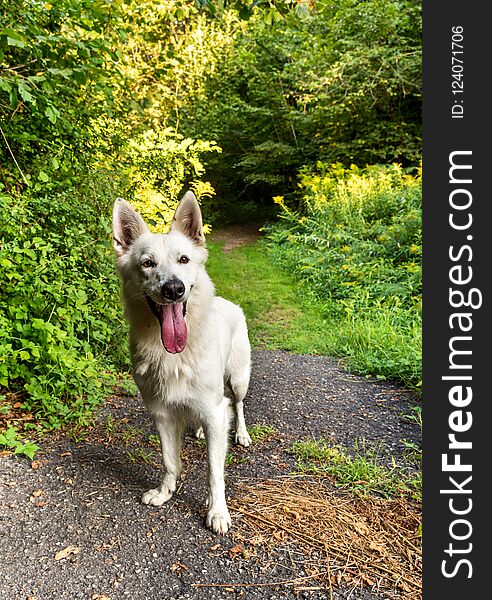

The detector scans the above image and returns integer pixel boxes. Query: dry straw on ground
[195,476,421,599]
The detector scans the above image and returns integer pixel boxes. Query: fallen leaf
[209,544,221,551]
[228,544,243,558]
[32,489,43,498]
[170,562,188,574]
[369,541,386,555]
[353,521,370,535]
[92,595,110,600]
[54,545,80,561]
[34,501,49,508]
[361,573,376,586]
[31,460,43,469]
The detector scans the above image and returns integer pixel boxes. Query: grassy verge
[207,239,333,354]
[291,438,422,502]
[263,164,422,391]
[207,238,421,390]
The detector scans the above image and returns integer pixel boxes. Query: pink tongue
[161,304,187,354]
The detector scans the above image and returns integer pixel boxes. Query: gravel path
[1,350,420,600]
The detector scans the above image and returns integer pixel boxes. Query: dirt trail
[210,223,263,251]
[0,350,420,600]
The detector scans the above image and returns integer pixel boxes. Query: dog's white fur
[112,191,251,534]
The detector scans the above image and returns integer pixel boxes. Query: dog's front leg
[204,397,232,534]
[142,410,183,506]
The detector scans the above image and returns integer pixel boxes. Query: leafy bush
[265,164,422,389]
[0,1,224,449]
[0,133,221,438]
[269,164,421,304]
[0,0,125,443]
[0,182,123,430]
[123,128,221,229]
[177,0,421,205]
[0,0,121,176]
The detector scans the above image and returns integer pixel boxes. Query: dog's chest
[161,361,195,403]
[133,345,215,408]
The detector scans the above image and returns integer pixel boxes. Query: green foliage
[247,423,276,443]
[124,128,221,228]
[319,302,422,389]
[291,438,421,501]
[0,426,40,459]
[0,183,125,431]
[265,164,422,388]
[176,0,421,205]
[268,164,421,305]
[1,0,421,454]
[0,0,121,176]
[197,0,300,21]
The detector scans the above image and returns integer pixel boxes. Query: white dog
[112,191,252,534]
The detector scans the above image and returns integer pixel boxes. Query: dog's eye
[141,259,154,268]
[179,255,190,265]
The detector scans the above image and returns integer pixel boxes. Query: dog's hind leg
[229,328,252,447]
[204,396,232,534]
[142,409,184,507]
[231,380,252,447]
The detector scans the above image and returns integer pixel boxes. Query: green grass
[261,164,422,390]
[207,239,421,390]
[148,434,161,449]
[207,239,338,354]
[247,423,276,444]
[121,425,143,444]
[225,450,248,466]
[291,438,421,501]
[127,448,154,464]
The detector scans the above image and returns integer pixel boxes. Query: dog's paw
[195,426,205,440]
[141,488,172,506]
[235,428,252,447]
[206,506,232,534]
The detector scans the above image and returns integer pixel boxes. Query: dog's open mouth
[146,297,187,354]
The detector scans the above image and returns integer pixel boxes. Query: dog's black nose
[162,279,185,301]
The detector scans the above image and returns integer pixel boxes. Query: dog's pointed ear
[170,191,205,245]
[112,198,149,256]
